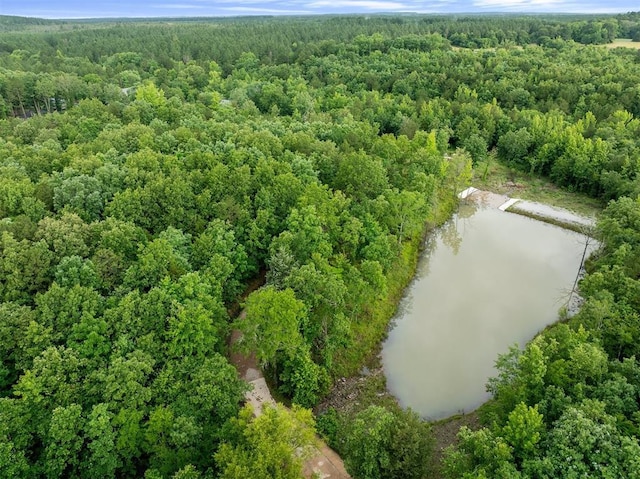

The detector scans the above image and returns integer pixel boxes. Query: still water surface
[382,201,593,420]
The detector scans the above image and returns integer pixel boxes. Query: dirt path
[230,326,351,479]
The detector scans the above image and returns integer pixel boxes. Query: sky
[1,0,637,19]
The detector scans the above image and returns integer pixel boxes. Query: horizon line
[2,10,638,21]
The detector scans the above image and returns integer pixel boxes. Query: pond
[381,198,595,420]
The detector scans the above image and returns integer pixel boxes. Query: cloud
[474,0,560,6]
[471,0,619,10]
[3,0,638,18]
[218,6,312,14]
[307,0,411,10]
[155,3,205,8]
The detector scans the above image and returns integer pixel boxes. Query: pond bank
[383,193,594,419]
[460,187,596,232]
[317,184,599,477]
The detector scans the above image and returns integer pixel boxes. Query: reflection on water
[440,201,477,255]
[381,204,594,420]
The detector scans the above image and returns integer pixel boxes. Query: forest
[0,11,640,479]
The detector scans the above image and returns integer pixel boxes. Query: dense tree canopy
[1,11,640,479]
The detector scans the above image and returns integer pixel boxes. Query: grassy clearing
[473,155,603,218]
[602,38,640,49]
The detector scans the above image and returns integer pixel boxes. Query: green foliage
[3,12,640,478]
[0,437,29,478]
[462,133,488,164]
[236,287,306,370]
[316,407,340,443]
[448,196,640,477]
[84,403,119,478]
[123,236,191,290]
[278,345,329,408]
[342,405,433,479]
[501,403,544,462]
[54,255,99,288]
[43,404,84,478]
[529,400,640,478]
[215,404,316,479]
[443,426,520,479]
[385,408,435,479]
[135,82,166,108]
[343,405,395,479]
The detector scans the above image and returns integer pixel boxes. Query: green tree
[385,408,434,479]
[215,404,316,479]
[343,405,433,479]
[343,406,394,479]
[532,400,640,478]
[497,128,533,168]
[334,151,389,201]
[43,404,84,478]
[462,133,488,163]
[1,233,54,302]
[443,427,519,479]
[235,287,305,371]
[0,437,30,478]
[54,255,99,289]
[123,237,191,291]
[34,212,91,261]
[501,403,544,463]
[83,403,119,478]
[278,345,328,408]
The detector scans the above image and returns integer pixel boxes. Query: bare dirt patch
[316,367,485,479]
[315,367,398,417]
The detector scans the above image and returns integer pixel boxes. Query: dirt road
[230,328,351,479]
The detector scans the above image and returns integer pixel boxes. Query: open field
[603,38,640,49]
[472,155,603,219]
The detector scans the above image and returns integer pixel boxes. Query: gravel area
[509,200,596,229]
